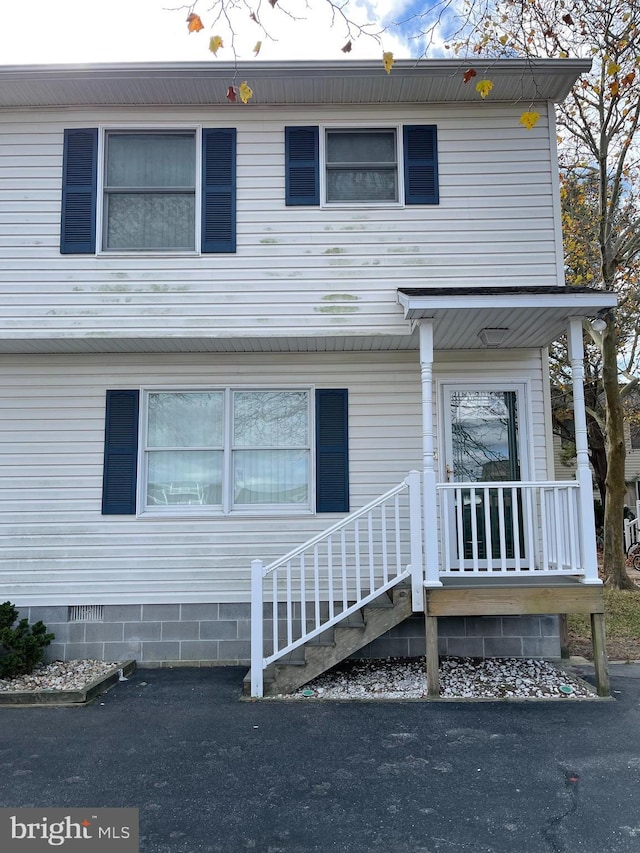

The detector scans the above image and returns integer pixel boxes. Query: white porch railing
[249,471,423,697]
[624,500,640,554]
[437,481,585,575]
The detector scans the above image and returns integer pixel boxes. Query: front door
[443,386,526,565]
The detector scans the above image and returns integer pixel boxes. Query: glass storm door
[443,387,525,564]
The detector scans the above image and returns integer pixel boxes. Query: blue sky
[0,0,434,65]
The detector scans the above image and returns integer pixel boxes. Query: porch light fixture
[591,317,607,332]
[478,327,509,347]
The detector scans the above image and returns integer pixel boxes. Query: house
[0,59,615,696]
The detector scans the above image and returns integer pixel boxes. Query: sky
[0,0,422,66]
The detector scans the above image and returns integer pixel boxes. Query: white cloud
[0,0,415,65]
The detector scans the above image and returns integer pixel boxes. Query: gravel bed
[0,660,120,693]
[273,657,597,700]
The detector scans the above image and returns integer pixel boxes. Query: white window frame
[138,386,315,517]
[320,124,404,208]
[96,124,202,256]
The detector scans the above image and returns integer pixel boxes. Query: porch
[248,287,616,698]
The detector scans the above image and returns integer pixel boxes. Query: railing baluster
[340,528,348,611]
[394,494,401,576]
[368,511,375,594]
[455,487,465,572]
[524,487,536,571]
[355,519,361,599]
[497,489,507,572]
[300,552,306,639]
[512,486,521,570]
[381,503,388,585]
[483,487,492,571]
[553,487,563,570]
[469,486,479,571]
[327,536,334,621]
[540,488,550,571]
[443,489,452,572]
[286,562,293,648]
[272,567,279,656]
[313,545,320,630]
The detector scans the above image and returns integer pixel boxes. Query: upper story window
[60,127,236,255]
[325,129,398,203]
[103,132,196,251]
[285,124,438,208]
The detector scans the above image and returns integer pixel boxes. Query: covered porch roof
[397,286,617,350]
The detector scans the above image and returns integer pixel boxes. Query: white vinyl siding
[0,103,560,345]
[0,349,548,605]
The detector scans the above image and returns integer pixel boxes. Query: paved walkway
[1,664,640,853]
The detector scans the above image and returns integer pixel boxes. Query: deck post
[419,321,442,588]
[407,470,425,612]
[568,318,600,584]
[250,559,265,698]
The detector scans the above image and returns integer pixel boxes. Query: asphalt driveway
[1,664,639,853]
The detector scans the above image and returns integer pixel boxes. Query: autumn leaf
[622,72,636,87]
[607,61,621,76]
[475,79,494,99]
[562,14,573,25]
[382,51,394,74]
[239,81,253,104]
[342,40,352,53]
[250,12,258,23]
[226,86,237,103]
[519,111,540,130]
[610,81,619,97]
[269,0,277,6]
[499,35,508,46]
[463,68,477,83]
[186,13,204,34]
[209,36,224,56]
[253,41,262,56]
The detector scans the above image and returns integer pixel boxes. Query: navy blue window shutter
[315,389,349,513]
[403,125,439,205]
[60,128,98,253]
[201,128,236,253]
[285,126,319,206]
[102,390,139,515]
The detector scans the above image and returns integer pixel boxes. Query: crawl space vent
[68,605,104,622]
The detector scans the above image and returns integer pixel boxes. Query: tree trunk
[601,317,635,589]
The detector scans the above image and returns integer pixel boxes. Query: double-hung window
[142,389,312,513]
[103,132,196,251]
[325,129,398,203]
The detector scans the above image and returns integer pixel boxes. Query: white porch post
[420,321,442,588]
[568,318,601,584]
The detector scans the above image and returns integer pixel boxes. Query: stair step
[365,590,394,608]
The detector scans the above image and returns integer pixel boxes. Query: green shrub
[0,601,55,679]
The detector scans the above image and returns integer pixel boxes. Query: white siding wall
[0,103,559,343]
[0,348,548,605]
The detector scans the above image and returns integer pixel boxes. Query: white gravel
[273,657,597,700]
[0,660,120,693]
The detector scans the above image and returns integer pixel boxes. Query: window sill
[96,250,200,259]
[137,508,315,519]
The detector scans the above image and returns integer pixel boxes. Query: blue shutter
[315,389,349,513]
[60,128,98,253]
[403,125,439,205]
[102,390,139,515]
[285,126,319,206]
[201,128,236,253]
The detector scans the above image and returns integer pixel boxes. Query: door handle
[446,464,453,482]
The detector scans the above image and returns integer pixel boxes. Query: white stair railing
[624,500,640,554]
[250,470,423,697]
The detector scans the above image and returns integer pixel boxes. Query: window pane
[148,392,223,448]
[233,450,309,505]
[147,450,223,506]
[327,131,396,163]
[327,169,397,202]
[234,391,308,447]
[106,193,195,250]
[107,133,195,188]
[450,390,520,482]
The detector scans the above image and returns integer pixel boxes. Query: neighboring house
[0,59,614,695]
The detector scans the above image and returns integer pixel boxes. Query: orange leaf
[622,72,636,86]
[186,13,204,34]
[463,68,477,83]
[610,81,620,97]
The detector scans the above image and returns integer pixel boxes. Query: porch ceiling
[397,286,617,350]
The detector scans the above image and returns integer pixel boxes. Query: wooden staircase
[244,584,413,696]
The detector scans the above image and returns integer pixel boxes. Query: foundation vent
[68,605,104,622]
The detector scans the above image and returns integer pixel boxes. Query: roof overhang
[0,58,591,109]
[397,286,617,350]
